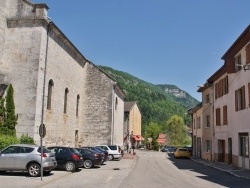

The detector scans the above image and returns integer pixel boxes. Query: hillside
[98,65,199,131]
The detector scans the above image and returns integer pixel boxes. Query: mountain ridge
[98,65,199,130]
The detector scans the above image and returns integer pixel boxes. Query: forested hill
[98,65,200,131]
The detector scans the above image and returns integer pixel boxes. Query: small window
[47,79,54,110]
[235,86,246,111]
[76,95,80,117]
[64,88,69,114]
[115,97,118,110]
[206,115,210,127]
[235,54,242,72]
[206,94,210,104]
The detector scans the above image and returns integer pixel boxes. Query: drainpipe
[40,21,51,181]
[111,84,115,145]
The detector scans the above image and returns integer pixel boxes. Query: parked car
[161,146,176,153]
[95,145,122,160]
[82,146,109,164]
[75,148,103,169]
[0,144,57,177]
[48,146,84,172]
[174,148,190,159]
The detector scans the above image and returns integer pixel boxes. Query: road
[120,150,250,188]
[1,150,250,188]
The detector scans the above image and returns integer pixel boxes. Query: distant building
[124,101,143,150]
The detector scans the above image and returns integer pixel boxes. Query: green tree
[145,122,162,150]
[164,115,191,146]
[3,84,18,136]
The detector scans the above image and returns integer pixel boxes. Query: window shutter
[242,86,246,109]
[248,82,250,107]
[235,90,238,111]
[223,105,227,125]
[246,43,250,64]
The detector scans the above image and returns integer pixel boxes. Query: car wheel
[108,154,114,161]
[28,163,41,177]
[65,161,76,172]
[83,159,93,169]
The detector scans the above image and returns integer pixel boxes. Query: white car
[95,145,122,160]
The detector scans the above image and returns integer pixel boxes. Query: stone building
[0,0,125,147]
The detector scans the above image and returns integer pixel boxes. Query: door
[0,146,18,169]
[228,138,232,164]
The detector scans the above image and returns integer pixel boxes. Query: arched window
[115,97,118,110]
[47,79,54,110]
[76,94,80,117]
[64,88,69,114]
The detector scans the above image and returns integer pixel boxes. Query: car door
[0,146,18,169]
[14,146,34,170]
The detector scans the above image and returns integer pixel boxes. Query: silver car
[0,144,57,177]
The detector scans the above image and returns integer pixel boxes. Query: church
[0,0,126,147]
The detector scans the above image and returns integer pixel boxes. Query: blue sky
[34,0,250,101]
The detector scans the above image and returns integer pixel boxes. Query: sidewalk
[191,157,250,179]
[122,151,137,160]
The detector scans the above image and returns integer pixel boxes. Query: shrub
[0,134,19,150]
[19,134,35,144]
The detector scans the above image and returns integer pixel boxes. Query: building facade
[190,24,250,170]
[0,0,125,147]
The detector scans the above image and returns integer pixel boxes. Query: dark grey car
[0,144,57,177]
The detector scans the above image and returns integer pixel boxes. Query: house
[0,0,125,147]
[190,24,250,170]
[156,133,167,146]
[188,102,202,158]
[124,101,142,150]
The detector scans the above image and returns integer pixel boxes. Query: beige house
[0,0,126,147]
[124,101,142,150]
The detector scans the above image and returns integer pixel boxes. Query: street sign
[39,124,46,138]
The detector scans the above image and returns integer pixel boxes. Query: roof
[131,135,144,141]
[187,102,202,114]
[222,24,250,60]
[124,101,137,112]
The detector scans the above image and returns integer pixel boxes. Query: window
[239,133,249,157]
[223,105,228,125]
[115,97,118,110]
[76,94,80,117]
[206,94,210,104]
[246,43,250,64]
[206,140,210,152]
[64,88,69,114]
[197,116,201,129]
[47,79,54,110]
[215,76,228,99]
[216,108,221,126]
[193,119,196,129]
[235,54,242,72]
[235,86,246,111]
[206,115,210,127]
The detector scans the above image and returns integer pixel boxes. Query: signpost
[39,124,46,181]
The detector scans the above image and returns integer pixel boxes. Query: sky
[34,0,250,101]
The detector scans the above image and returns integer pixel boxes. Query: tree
[145,122,162,150]
[164,115,191,146]
[2,84,18,136]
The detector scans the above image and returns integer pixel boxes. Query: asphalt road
[120,150,250,188]
[1,150,250,188]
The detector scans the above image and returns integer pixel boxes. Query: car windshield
[108,145,117,150]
